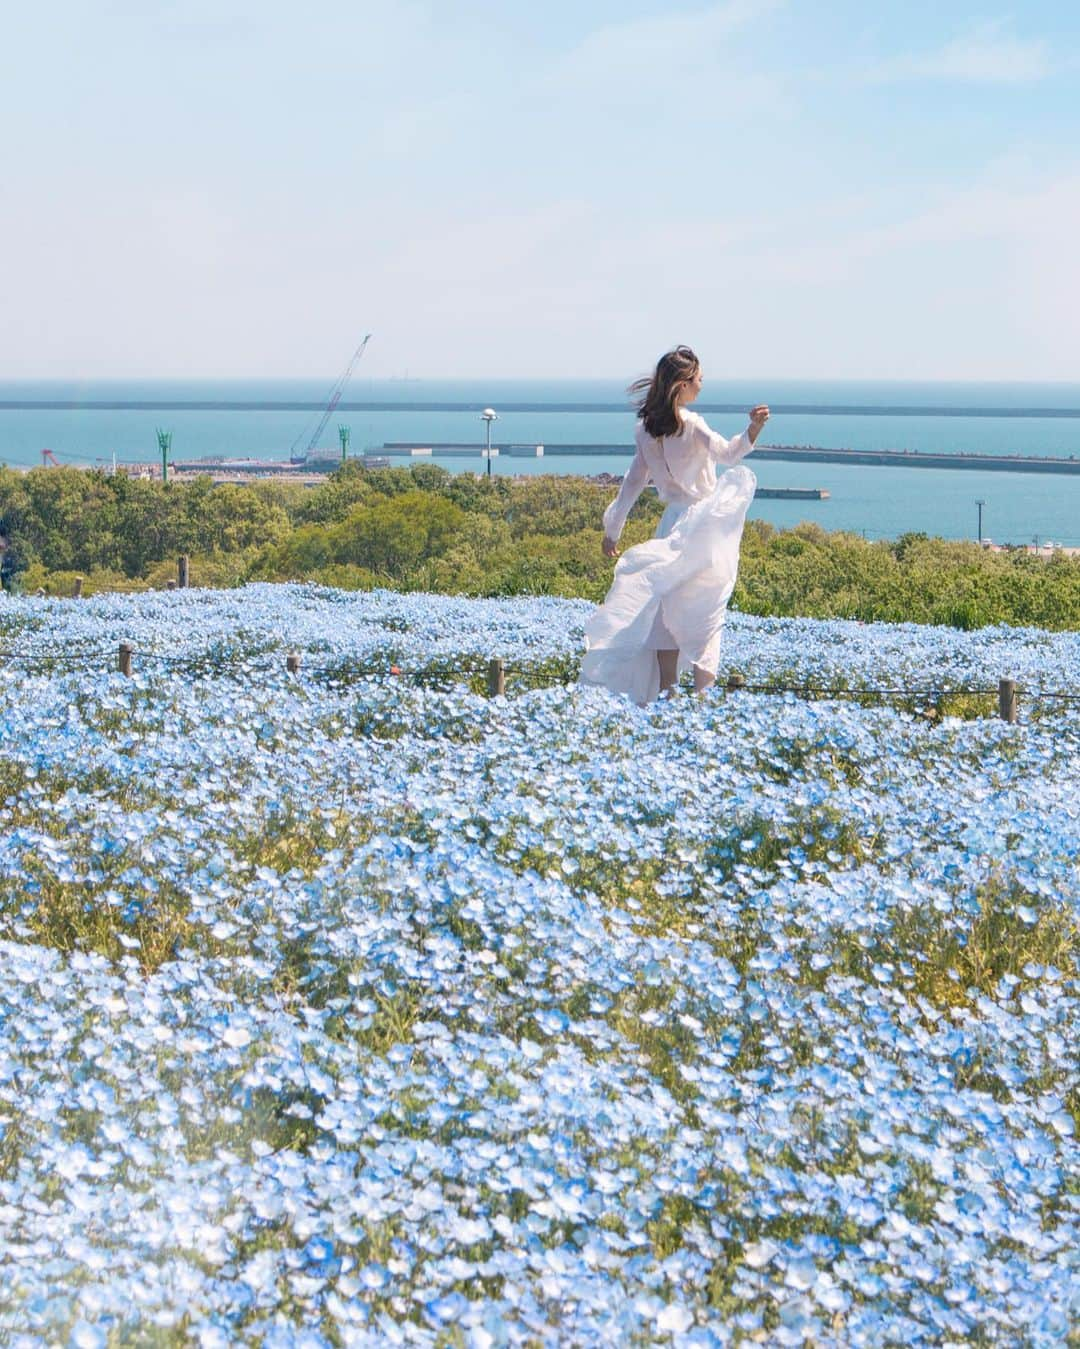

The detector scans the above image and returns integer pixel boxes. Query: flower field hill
[1,586,1079,1345]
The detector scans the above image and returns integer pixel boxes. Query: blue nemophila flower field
[0,585,1078,1346]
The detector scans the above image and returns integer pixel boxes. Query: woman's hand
[748,404,770,443]
[602,535,620,559]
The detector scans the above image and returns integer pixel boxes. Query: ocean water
[2,379,1079,545]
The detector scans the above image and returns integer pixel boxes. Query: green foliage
[264,490,473,582]
[885,872,1080,1011]
[290,460,374,525]
[735,520,1080,629]
[7,463,1080,630]
[330,491,467,577]
[0,467,289,578]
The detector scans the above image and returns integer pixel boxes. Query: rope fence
[8,557,1080,722]
[0,640,1077,723]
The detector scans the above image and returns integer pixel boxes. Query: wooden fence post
[487,658,505,697]
[286,652,301,675]
[118,642,133,677]
[998,678,1018,724]
[73,576,83,598]
[178,555,190,589]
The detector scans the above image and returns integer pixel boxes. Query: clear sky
[3,2,1078,381]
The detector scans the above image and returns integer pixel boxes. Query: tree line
[1,463,1077,630]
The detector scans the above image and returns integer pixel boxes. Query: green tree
[327,491,469,579]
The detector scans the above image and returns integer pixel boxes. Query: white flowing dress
[580,410,756,704]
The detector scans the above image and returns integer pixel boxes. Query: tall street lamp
[480,408,498,478]
[976,498,985,543]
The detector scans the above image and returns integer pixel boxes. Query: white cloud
[523,0,787,177]
[672,164,1080,378]
[548,0,781,95]
[869,20,1053,85]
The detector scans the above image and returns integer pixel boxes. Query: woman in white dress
[580,346,769,704]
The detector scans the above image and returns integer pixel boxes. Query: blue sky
[3,2,1078,379]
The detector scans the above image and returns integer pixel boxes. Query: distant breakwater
[757,446,1080,473]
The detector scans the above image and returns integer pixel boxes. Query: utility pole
[338,424,350,462]
[156,428,172,485]
[976,499,985,543]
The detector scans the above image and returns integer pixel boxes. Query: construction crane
[289,334,373,462]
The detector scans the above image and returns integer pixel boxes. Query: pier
[165,440,1080,484]
[379,443,1080,474]
[166,454,830,497]
[755,487,829,499]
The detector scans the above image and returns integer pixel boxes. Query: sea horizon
[3,377,1079,546]
[5,375,1080,399]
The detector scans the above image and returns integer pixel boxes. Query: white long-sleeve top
[602,411,755,543]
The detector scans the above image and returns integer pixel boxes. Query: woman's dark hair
[628,346,699,439]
